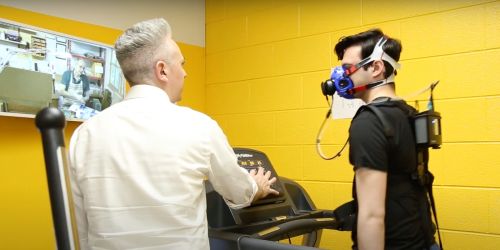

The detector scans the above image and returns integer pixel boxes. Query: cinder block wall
[205,0,500,249]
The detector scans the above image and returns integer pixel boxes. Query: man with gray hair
[69,18,278,249]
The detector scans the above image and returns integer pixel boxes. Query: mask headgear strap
[344,37,401,96]
[369,37,401,76]
[344,37,401,77]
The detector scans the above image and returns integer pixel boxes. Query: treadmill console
[207,147,323,228]
[234,148,286,205]
[208,148,338,248]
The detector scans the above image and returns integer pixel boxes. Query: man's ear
[371,60,385,78]
[154,61,168,82]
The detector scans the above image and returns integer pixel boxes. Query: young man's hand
[249,167,279,202]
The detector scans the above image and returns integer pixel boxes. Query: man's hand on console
[249,167,279,202]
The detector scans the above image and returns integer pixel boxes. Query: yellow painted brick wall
[206,0,500,249]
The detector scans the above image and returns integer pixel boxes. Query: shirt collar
[125,84,172,102]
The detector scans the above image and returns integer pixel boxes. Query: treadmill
[207,148,355,250]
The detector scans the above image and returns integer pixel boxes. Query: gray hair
[114,18,172,86]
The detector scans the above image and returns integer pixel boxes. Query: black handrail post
[35,107,79,250]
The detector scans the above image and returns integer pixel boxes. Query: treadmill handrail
[210,230,322,250]
[251,218,338,241]
[239,237,321,250]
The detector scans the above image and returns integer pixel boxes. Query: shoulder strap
[353,96,393,136]
[361,104,394,138]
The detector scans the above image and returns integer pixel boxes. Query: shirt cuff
[224,176,258,210]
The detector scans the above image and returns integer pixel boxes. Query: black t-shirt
[349,99,435,250]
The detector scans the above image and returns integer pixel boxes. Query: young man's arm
[355,166,387,250]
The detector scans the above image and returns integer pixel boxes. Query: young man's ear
[371,60,385,78]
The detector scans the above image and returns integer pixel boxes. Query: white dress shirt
[69,84,257,250]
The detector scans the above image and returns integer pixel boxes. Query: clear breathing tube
[315,95,350,160]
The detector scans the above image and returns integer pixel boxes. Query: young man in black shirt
[333,29,437,250]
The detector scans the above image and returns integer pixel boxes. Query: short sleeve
[349,110,389,172]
